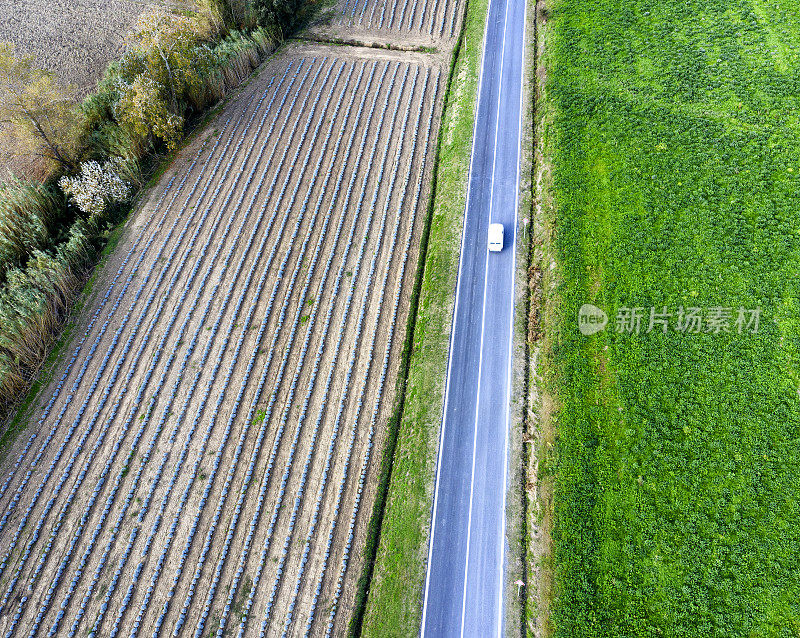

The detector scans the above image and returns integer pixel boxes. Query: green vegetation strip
[357,0,489,635]
[543,0,800,634]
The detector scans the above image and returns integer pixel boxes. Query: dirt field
[311,0,463,49]
[0,0,186,181]
[0,39,445,636]
[0,0,187,95]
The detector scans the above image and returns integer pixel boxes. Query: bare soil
[308,0,464,50]
[0,0,187,95]
[0,40,446,637]
[0,0,187,181]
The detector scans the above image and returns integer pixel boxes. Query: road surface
[421,0,526,635]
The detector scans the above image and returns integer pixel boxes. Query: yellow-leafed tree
[115,11,212,151]
[0,42,81,172]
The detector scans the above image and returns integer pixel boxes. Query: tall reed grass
[0,182,62,281]
[0,223,93,414]
[190,27,278,109]
[0,7,281,424]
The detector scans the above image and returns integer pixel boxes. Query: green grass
[357,0,489,635]
[542,0,800,635]
[232,575,253,622]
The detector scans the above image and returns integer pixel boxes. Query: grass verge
[525,1,558,635]
[356,0,490,635]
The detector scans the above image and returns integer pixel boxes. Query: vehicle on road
[488,222,504,252]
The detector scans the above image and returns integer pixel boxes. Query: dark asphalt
[421,0,526,636]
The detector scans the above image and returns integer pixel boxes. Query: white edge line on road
[461,0,511,633]
[497,0,528,635]
[459,216,491,638]
[420,0,496,632]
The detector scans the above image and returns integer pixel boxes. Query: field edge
[524,0,557,635]
[507,0,539,634]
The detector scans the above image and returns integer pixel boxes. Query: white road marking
[459,165,492,638]
[460,0,511,633]
[420,0,496,631]
[497,2,528,635]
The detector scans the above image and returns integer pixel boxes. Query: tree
[0,43,82,171]
[115,74,184,151]
[114,10,212,149]
[253,0,317,36]
[59,158,131,219]
[125,11,210,112]
[253,0,299,35]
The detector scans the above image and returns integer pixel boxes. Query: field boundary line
[504,0,538,634]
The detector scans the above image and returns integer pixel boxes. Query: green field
[542,0,800,635]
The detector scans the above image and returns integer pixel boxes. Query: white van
[488,223,504,252]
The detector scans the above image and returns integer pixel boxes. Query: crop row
[0,116,218,638]
[339,0,460,38]
[0,68,278,632]
[0,106,244,595]
[163,57,336,638]
[0,125,220,535]
[89,60,323,638]
[303,63,428,637]
[41,72,289,638]
[87,62,312,638]
[0,52,439,637]
[136,58,321,638]
[162,57,429,637]
[258,61,409,636]
[137,58,315,638]
[57,70,298,638]
[229,57,393,638]
[195,57,427,636]
[0,63,284,638]
[175,57,347,638]
[322,71,441,636]
[198,58,368,638]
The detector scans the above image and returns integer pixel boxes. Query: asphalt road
[421,0,526,636]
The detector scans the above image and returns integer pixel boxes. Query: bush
[59,158,132,219]
[0,182,61,281]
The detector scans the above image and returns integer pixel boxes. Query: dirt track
[0,39,445,636]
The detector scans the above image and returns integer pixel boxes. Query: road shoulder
[525,0,557,635]
[505,0,538,634]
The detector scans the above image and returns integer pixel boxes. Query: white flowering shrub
[59,158,132,218]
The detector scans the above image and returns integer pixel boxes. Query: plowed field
[0,43,445,637]
[312,0,462,49]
